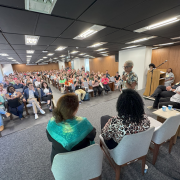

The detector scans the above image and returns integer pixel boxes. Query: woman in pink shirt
[101,74,111,94]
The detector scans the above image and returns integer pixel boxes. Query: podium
[143,69,166,96]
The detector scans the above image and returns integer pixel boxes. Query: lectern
[143,69,166,96]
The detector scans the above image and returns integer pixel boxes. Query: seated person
[158,86,180,109]
[46,93,96,164]
[41,82,53,112]
[74,76,86,104]
[149,63,156,70]
[92,75,102,97]
[5,86,24,121]
[164,68,174,87]
[59,76,66,84]
[88,74,94,81]
[24,75,32,84]
[0,84,7,97]
[23,81,31,93]
[34,77,41,88]
[13,79,24,89]
[23,82,45,120]
[114,72,122,91]
[101,74,111,94]
[3,80,13,88]
[101,89,150,149]
[0,96,10,131]
[106,70,110,79]
[148,81,180,109]
[64,77,73,92]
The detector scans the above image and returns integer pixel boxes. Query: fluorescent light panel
[95,48,108,51]
[43,57,47,59]
[26,50,34,54]
[122,45,141,49]
[42,50,48,53]
[154,42,174,46]
[60,55,66,57]
[87,42,107,48]
[134,16,180,32]
[8,57,13,59]
[53,58,58,59]
[70,51,79,54]
[126,36,157,44]
[47,53,54,56]
[171,36,180,40]
[55,46,67,51]
[74,25,106,40]
[25,35,39,45]
[99,51,108,54]
[0,53,8,56]
[26,55,32,57]
[79,53,86,55]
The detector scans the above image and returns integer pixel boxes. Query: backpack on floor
[83,92,90,101]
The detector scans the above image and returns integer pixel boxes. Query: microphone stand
[149,60,168,96]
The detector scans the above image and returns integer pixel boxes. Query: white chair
[100,127,155,180]
[150,115,180,165]
[15,88,23,93]
[83,81,94,97]
[51,144,103,180]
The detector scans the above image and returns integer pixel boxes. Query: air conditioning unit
[25,0,57,14]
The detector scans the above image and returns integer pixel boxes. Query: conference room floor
[0,86,179,180]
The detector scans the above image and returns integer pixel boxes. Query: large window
[84,58,89,72]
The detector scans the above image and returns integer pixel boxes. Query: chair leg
[141,156,146,175]
[152,143,160,165]
[24,103,29,115]
[10,114,13,120]
[115,165,121,180]
[169,135,175,153]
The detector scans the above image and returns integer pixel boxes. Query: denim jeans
[0,108,6,126]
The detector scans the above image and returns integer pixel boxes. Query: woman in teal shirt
[46,93,96,164]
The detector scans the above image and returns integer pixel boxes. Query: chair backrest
[15,88,23,93]
[152,115,180,144]
[89,80,92,86]
[110,76,115,82]
[109,127,155,165]
[51,144,103,180]
[83,81,89,88]
[71,83,75,91]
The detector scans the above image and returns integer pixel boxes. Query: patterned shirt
[122,71,138,90]
[101,114,150,144]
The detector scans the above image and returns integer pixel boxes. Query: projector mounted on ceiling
[25,0,57,14]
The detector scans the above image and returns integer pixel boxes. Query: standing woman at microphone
[122,60,138,90]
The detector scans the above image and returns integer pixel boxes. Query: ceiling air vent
[25,0,57,14]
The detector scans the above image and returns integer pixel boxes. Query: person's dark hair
[168,68,172,72]
[116,89,144,124]
[42,82,49,89]
[53,93,79,123]
[149,63,156,68]
[27,82,33,86]
[7,86,14,93]
[75,75,79,78]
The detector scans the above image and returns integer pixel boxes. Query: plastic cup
[168,105,173,111]
[162,106,166,112]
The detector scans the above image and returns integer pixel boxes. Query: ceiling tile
[0,0,25,9]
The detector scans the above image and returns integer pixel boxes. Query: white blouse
[43,88,49,94]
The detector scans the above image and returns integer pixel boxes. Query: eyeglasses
[122,66,131,69]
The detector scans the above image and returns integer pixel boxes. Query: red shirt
[101,77,109,85]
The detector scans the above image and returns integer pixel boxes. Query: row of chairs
[51,115,180,180]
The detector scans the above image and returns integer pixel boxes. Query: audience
[41,82,53,112]
[46,94,96,163]
[92,75,103,96]
[13,79,24,89]
[164,68,174,87]
[5,86,24,121]
[3,80,13,88]
[23,82,45,119]
[101,74,111,94]
[122,60,138,90]
[101,89,150,149]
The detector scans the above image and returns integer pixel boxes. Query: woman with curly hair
[46,93,96,164]
[101,89,150,149]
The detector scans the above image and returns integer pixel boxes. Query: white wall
[118,46,152,90]
[58,62,65,70]
[2,64,14,76]
[73,58,85,70]
[0,64,3,82]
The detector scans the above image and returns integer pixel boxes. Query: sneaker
[0,125,4,131]
[40,109,45,114]
[35,114,39,120]
[79,101,81,104]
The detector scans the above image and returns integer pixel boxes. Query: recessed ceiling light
[43,57,47,59]
[79,53,86,55]
[95,48,108,51]
[26,55,32,57]
[84,55,89,57]
[73,25,106,40]
[0,53,9,56]
[171,36,180,40]
[70,51,79,54]
[26,50,35,54]
[12,60,16,61]
[87,42,107,48]
[99,51,108,54]
[154,42,174,46]
[152,47,159,50]
[55,46,67,51]
[102,54,108,56]
[25,35,39,45]
[59,55,66,57]
[47,53,54,56]
[126,36,157,44]
[134,16,180,32]
[53,58,58,59]
[121,45,141,49]
[25,0,57,14]
[42,50,48,53]
[8,57,13,59]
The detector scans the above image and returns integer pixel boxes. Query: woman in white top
[41,82,53,112]
[164,68,174,87]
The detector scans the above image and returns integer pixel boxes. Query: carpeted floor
[0,89,180,180]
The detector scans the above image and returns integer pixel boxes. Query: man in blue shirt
[13,80,24,89]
